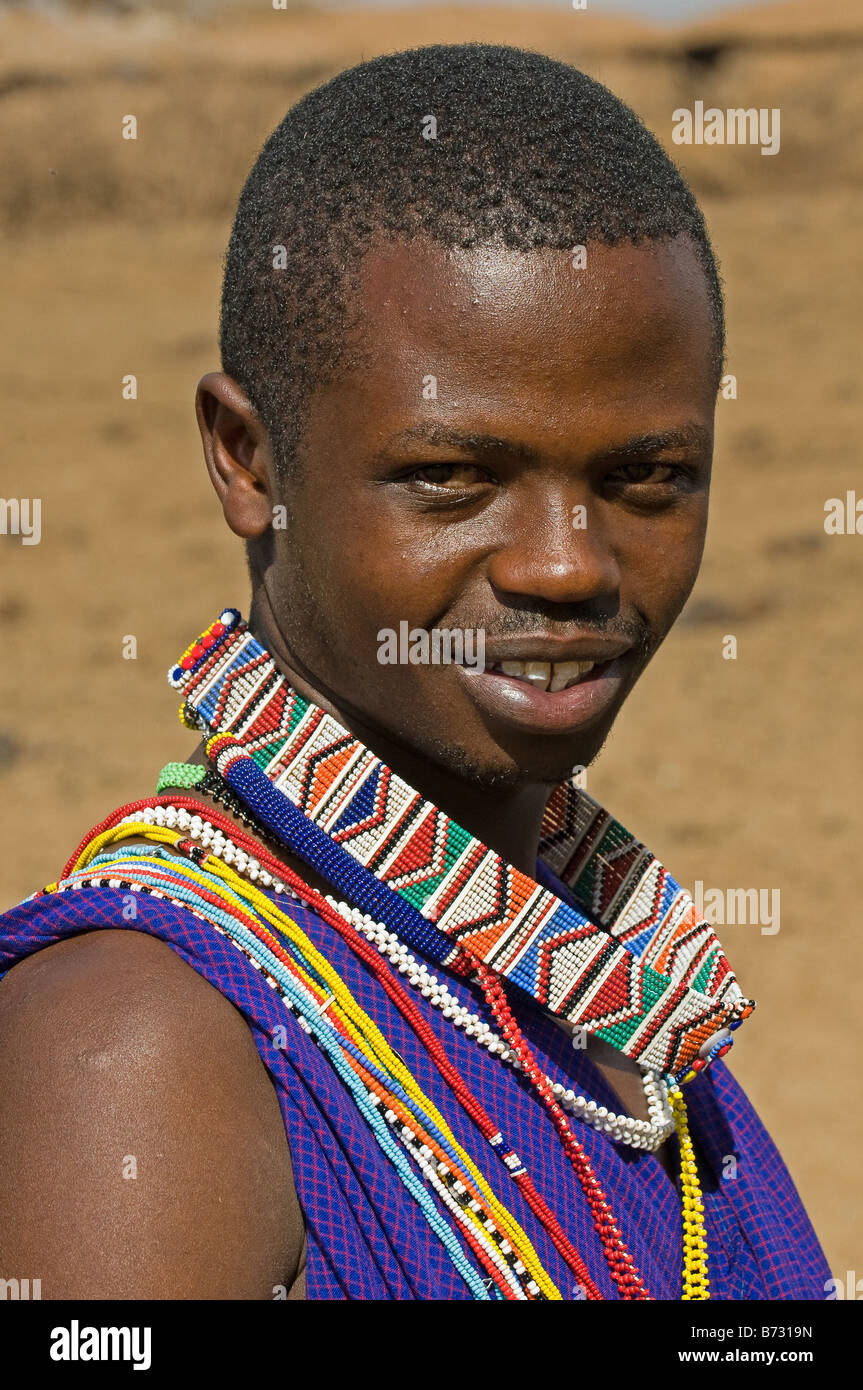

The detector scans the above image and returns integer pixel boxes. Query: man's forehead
[351,233,714,352]
[297,232,718,461]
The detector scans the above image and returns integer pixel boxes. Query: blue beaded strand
[221,752,460,968]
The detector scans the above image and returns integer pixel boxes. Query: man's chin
[423,735,591,794]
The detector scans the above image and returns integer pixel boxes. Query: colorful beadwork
[47,830,576,1300]
[56,795,709,1300]
[167,610,754,1081]
[124,802,677,1150]
[669,1086,710,1300]
[155,761,206,793]
[42,606,730,1300]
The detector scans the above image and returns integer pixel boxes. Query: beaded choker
[169,610,754,1082]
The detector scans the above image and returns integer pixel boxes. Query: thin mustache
[453,620,651,656]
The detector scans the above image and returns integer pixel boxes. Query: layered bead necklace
[49,604,750,1299]
[170,609,754,1084]
[49,825,558,1299]
[143,605,754,1300]
[137,788,677,1155]
[57,789,709,1298]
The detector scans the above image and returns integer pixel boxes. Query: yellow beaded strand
[669,1085,710,1300]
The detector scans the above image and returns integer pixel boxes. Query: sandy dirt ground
[1,0,860,1285]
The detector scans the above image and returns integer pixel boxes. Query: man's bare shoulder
[2,924,232,1021]
[0,928,306,1299]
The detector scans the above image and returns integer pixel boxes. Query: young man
[0,45,828,1300]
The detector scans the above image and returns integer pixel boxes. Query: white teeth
[496,659,597,692]
[549,660,591,692]
[524,661,553,689]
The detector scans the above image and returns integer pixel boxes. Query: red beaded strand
[469,960,651,1300]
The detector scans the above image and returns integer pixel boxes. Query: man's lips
[478,636,632,694]
[479,637,634,666]
[456,653,630,735]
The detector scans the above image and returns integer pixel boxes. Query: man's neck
[247,597,551,876]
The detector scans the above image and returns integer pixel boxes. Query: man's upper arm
[0,928,304,1299]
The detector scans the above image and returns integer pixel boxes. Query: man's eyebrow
[372,425,540,463]
[371,422,712,464]
[603,426,712,459]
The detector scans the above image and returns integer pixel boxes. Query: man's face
[264,234,717,788]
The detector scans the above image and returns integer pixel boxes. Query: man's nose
[485,493,621,607]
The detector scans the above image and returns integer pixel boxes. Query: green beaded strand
[156,762,207,794]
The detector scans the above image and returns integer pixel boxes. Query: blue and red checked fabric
[0,865,830,1300]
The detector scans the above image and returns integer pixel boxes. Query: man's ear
[195,372,276,540]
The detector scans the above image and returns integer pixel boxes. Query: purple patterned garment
[0,864,830,1300]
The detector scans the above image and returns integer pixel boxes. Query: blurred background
[1,0,860,1284]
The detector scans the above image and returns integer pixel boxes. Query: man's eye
[607,462,691,488]
[411,463,489,489]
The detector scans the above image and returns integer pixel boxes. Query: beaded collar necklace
[170,610,755,1083]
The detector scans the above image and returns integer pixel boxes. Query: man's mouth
[487,659,600,692]
[454,643,631,737]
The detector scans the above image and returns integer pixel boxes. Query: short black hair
[220,43,724,481]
